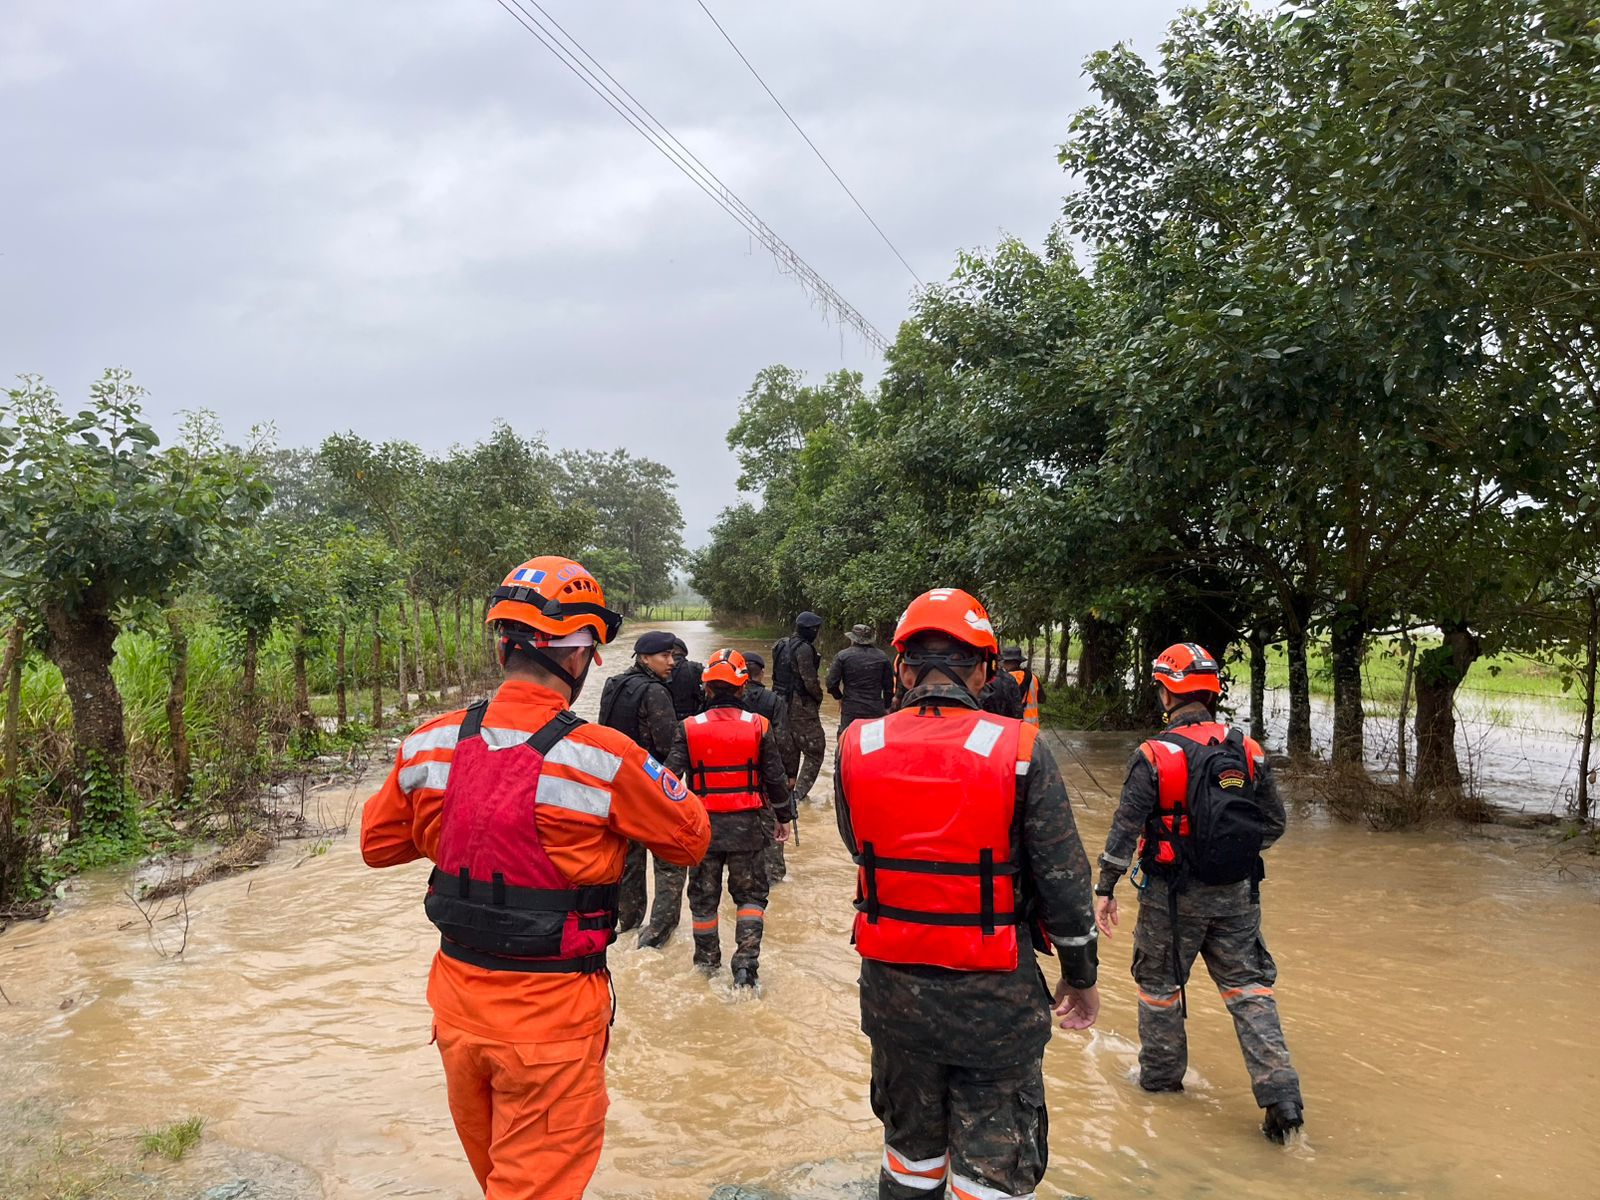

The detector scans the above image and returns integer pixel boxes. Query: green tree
[726,366,866,492]
[555,450,685,611]
[0,371,266,838]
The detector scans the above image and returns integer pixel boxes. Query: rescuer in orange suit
[361,556,710,1200]
[835,588,1100,1200]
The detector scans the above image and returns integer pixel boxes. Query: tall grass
[6,601,498,894]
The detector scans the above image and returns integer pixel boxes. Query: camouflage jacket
[742,681,799,778]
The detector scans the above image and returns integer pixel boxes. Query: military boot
[731,965,759,990]
[637,925,672,949]
[693,928,721,974]
[1262,1101,1304,1143]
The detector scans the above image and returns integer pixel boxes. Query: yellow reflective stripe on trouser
[882,1146,947,1190]
[951,1172,1035,1200]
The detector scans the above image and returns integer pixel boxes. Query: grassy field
[1260,638,1585,711]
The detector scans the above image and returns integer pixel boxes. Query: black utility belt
[439,938,610,974]
[429,867,618,913]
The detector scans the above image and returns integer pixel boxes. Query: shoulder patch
[640,754,688,800]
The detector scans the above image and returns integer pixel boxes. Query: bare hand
[775,822,793,844]
[1095,895,1119,940]
[1053,980,1100,1031]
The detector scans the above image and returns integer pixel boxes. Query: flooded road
[3,620,1597,1199]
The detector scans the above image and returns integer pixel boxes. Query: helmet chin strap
[500,636,591,701]
[906,653,990,694]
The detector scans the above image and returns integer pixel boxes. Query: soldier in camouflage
[775,611,827,805]
[837,588,1100,1200]
[598,630,685,939]
[742,651,799,883]
[1095,641,1305,1142]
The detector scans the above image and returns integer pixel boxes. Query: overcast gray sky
[2,1,1187,546]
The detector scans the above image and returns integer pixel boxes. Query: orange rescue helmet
[892,588,999,655]
[485,556,622,659]
[702,648,750,688]
[1152,642,1222,695]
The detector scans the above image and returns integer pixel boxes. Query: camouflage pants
[644,862,688,940]
[789,704,826,804]
[619,843,687,936]
[1131,883,1302,1107]
[618,841,647,932]
[869,1042,1048,1200]
[758,806,787,882]
[688,850,769,973]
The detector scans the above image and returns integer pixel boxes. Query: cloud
[0,0,1188,546]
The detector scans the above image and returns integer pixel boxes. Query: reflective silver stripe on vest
[403,724,459,759]
[544,738,624,783]
[482,726,533,750]
[535,774,612,818]
[398,759,450,793]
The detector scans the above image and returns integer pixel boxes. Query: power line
[694,0,924,288]
[488,0,890,353]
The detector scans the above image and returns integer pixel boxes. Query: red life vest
[684,706,768,813]
[840,705,1037,972]
[424,700,617,973]
[1139,721,1262,870]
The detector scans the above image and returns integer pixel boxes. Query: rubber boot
[1262,1101,1304,1143]
[1139,1080,1184,1094]
[732,965,759,989]
[637,925,672,950]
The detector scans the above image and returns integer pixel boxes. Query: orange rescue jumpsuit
[361,678,711,1199]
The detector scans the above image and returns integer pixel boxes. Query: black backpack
[1147,726,1268,887]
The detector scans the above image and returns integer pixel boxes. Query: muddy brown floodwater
[3,620,1598,1199]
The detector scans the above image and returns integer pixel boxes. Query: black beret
[634,631,676,655]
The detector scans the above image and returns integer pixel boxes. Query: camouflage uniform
[978,669,1024,719]
[601,664,683,934]
[1097,702,1302,1108]
[837,683,1099,1200]
[743,678,799,883]
[780,634,827,804]
[870,1046,1046,1200]
[666,699,794,978]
